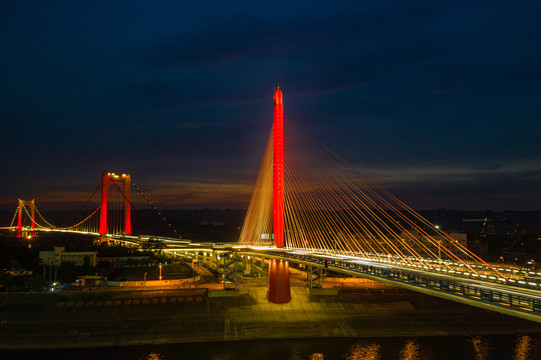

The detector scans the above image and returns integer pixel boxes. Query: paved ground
[0,285,540,349]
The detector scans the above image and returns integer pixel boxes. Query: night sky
[1,1,540,212]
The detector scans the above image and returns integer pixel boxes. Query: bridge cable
[32,182,116,231]
[29,182,102,230]
[284,118,476,271]
[9,206,18,228]
[239,115,506,280]
[128,181,183,239]
[285,118,500,277]
[21,205,48,229]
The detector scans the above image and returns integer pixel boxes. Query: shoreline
[1,286,540,349]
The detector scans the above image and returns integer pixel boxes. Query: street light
[144,272,147,286]
[159,265,162,281]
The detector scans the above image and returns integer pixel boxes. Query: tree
[141,238,165,252]
[30,275,48,291]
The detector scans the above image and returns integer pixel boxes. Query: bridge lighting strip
[262,249,541,307]
[238,245,541,287]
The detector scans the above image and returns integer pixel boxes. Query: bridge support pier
[307,265,324,288]
[268,259,291,303]
[99,172,131,239]
[220,252,238,290]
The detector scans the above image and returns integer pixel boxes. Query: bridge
[6,171,182,241]
[5,87,541,324]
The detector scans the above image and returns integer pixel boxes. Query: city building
[39,246,97,267]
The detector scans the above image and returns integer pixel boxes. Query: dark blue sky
[1,1,540,211]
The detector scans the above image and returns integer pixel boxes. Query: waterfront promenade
[1,284,540,349]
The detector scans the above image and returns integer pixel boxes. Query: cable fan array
[238,130,274,245]
[239,117,504,276]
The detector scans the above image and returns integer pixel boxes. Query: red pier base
[267,259,291,304]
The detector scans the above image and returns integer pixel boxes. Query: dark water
[2,335,540,360]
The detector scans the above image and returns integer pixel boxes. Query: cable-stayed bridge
[233,87,541,322]
[4,87,541,324]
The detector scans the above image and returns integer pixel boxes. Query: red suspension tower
[99,172,131,238]
[17,199,35,238]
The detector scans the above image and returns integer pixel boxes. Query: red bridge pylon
[267,259,291,303]
[99,172,131,238]
[268,86,291,303]
[17,199,35,238]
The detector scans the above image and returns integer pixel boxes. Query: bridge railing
[260,250,541,315]
[276,249,541,290]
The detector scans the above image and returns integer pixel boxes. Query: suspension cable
[130,181,182,239]
[55,206,102,230]
[57,182,102,228]
[9,206,19,228]
[34,205,58,228]
[33,182,116,231]
[21,206,47,229]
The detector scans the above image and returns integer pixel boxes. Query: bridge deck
[169,244,541,324]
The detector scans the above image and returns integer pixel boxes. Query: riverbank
[0,286,539,349]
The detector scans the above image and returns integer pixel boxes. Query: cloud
[0,176,256,212]
[2,1,541,212]
[0,190,100,211]
[135,4,439,87]
[365,157,541,185]
[132,178,254,209]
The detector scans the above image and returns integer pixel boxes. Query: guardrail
[262,250,541,315]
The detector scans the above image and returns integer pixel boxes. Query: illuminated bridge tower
[99,172,131,238]
[273,86,284,249]
[268,86,291,304]
[17,199,35,238]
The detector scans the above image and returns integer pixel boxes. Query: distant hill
[417,209,541,233]
[2,208,540,243]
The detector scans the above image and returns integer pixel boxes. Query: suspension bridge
[5,87,541,324]
[5,172,186,245]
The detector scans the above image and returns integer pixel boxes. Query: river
[2,335,539,360]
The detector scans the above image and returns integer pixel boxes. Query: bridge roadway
[13,228,541,323]
[168,244,541,324]
[250,247,541,323]
[9,227,192,246]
